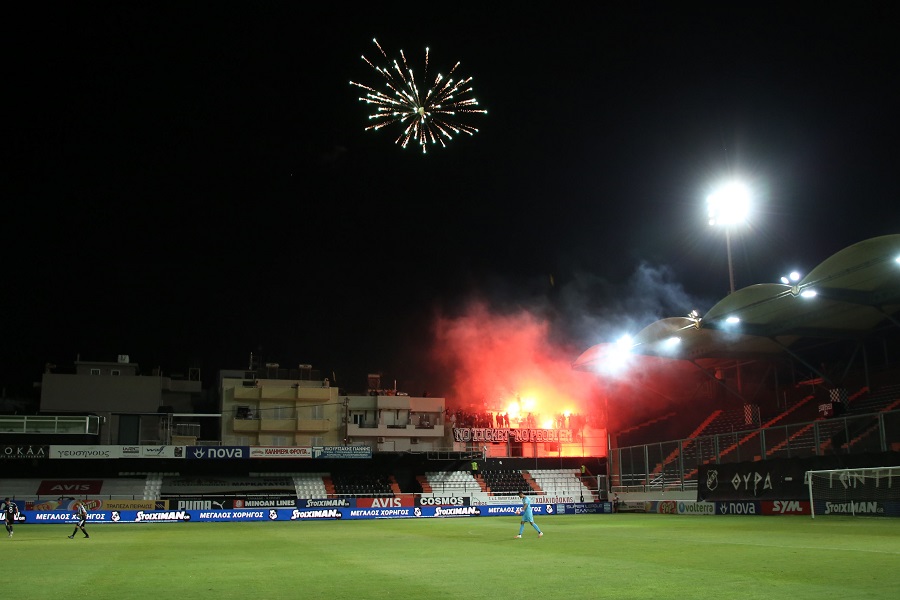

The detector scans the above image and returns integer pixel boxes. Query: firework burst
[350,39,487,154]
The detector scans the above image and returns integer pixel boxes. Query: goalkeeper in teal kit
[515,491,543,538]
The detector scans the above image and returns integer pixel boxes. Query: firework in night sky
[350,38,487,153]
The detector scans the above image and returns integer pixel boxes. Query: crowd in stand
[448,408,587,431]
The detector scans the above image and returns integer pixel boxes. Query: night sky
[5,4,900,400]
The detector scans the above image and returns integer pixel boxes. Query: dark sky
[5,4,900,397]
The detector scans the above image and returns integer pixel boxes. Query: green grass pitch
[8,514,900,600]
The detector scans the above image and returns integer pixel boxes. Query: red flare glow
[431,301,603,434]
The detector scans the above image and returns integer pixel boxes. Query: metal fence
[610,409,900,493]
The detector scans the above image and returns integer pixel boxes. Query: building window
[90,368,101,375]
[111,369,121,376]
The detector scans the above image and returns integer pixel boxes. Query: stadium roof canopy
[573,234,900,373]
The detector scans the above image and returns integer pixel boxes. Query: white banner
[469,493,577,505]
[118,445,186,459]
[249,446,313,459]
[49,445,186,459]
[50,445,121,459]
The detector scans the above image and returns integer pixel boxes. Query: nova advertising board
[716,501,762,515]
[186,446,248,460]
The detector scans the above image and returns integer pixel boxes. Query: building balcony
[297,418,332,432]
[346,423,445,438]
[242,418,334,433]
[165,379,202,393]
[259,418,297,432]
[232,418,260,433]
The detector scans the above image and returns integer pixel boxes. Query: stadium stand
[330,471,393,496]
[424,470,481,494]
[480,469,528,494]
[1,477,149,501]
[528,468,594,499]
[293,473,328,498]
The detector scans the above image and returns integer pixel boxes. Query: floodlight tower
[707,182,751,294]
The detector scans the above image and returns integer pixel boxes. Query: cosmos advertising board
[415,495,470,507]
[18,503,557,523]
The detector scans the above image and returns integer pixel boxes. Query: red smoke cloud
[430,301,603,429]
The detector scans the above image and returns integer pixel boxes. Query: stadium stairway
[651,410,723,476]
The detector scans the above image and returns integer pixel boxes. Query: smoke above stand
[430,301,602,429]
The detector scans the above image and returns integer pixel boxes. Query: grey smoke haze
[552,261,717,351]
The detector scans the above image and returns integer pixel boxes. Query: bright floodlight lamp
[780,271,801,285]
[707,181,751,294]
[707,182,751,226]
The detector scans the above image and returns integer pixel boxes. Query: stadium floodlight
[780,271,801,285]
[707,181,751,294]
[807,466,900,519]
